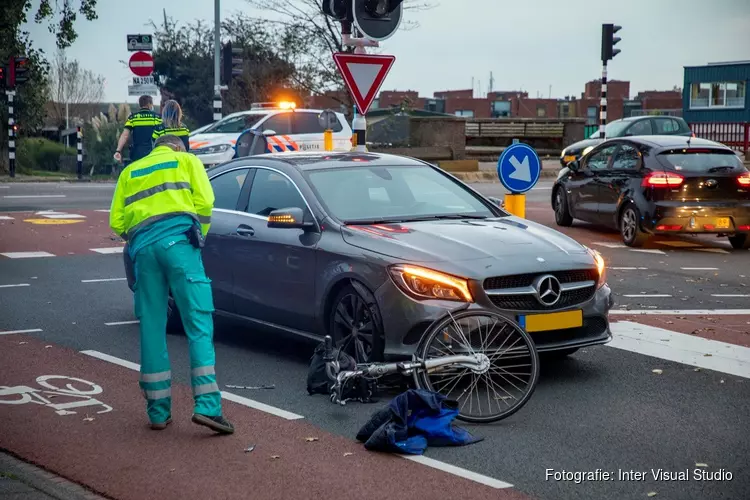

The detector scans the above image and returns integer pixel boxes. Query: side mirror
[267,207,315,230]
[567,160,580,172]
[263,129,277,137]
[487,196,505,209]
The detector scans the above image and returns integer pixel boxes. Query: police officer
[152,99,190,151]
[114,95,162,164]
[109,134,234,434]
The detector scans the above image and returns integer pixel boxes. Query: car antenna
[687,135,692,146]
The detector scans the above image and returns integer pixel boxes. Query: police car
[188,102,352,167]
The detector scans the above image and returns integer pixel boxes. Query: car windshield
[658,149,746,173]
[589,120,629,139]
[305,164,500,223]
[200,114,266,134]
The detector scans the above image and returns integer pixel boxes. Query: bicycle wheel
[35,376,103,396]
[414,309,539,423]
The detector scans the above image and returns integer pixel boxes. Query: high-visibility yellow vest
[153,125,191,151]
[109,146,214,240]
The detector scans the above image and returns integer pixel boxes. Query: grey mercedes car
[125,151,614,362]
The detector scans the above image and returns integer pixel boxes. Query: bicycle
[323,308,540,423]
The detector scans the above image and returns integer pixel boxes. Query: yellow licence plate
[563,155,576,164]
[716,217,730,229]
[521,310,583,333]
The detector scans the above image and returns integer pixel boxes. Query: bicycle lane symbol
[0,375,114,416]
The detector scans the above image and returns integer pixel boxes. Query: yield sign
[333,53,395,115]
[128,51,154,77]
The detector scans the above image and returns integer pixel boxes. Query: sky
[22,0,750,105]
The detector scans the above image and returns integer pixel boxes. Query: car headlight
[192,144,231,155]
[388,264,473,302]
[586,247,606,288]
[560,148,566,158]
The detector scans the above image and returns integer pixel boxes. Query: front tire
[728,234,750,250]
[327,284,385,363]
[553,187,573,227]
[619,204,648,247]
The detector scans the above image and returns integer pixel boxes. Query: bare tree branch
[47,48,105,128]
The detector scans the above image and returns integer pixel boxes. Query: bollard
[76,127,83,180]
[351,111,367,152]
[323,129,333,151]
[504,193,526,218]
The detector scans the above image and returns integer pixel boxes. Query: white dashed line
[403,455,513,489]
[681,267,718,271]
[610,309,750,315]
[0,328,42,335]
[94,209,110,213]
[2,195,66,199]
[82,278,127,283]
[80,350,306,421]
[593,242,626,248]
[41,213,86,219]
[104,320,140,326]
[623,294,672,298]
[631,249,666,255]
[0,252,56,259]
[0,215,14,220]
[609,321,750,379]
[610,267,648,270]
[0,186,9,189]
[90,247,124,254]
[711,294,750,298]
[0,283,30,288]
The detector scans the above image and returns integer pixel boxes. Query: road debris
[225,384,275,390]
[704,354,713,357]
[83,414,95,422]
[694,368,701,372]
[270,455,280,460]
[695,463,708,468]
[652,369,663,375]
[344,452,354,457]
[45,345,52,348]
[244,445,255,453]
[305,437,319,442]
[18,342,27,345]
[647,492,657,497]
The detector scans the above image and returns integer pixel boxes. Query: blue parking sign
[496,143,541,194]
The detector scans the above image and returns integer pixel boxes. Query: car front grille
[483,268,598,312]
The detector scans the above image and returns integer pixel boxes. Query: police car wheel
[166,295,184,334]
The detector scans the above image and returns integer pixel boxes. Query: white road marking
[593,242,626,248]
[0,283,30,288]
[0,252,56,259]
[403,455,513,489]
[36,210,65,214]
[94,209,110,213]
[610,267,648,270]
[0,215,14,220]
[104,320,139,326]
[609,321,750,379]
[41,213,86,219]
[3,195,66,199]
[631,249,666,255]
[623,294,672,298]
[0,185,9,189]
[0,328,43,335]
[80,350,305,421]
[610,309,750,315]
[90,247,124,254]
[82,278,127,283]
[694,248,730,254]
[681,267,718,271]
[711,294,750,298]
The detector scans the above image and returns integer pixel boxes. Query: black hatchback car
[551,136,750,249]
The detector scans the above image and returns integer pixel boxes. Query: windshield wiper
[415,214,490,220]
[343,214,489,225]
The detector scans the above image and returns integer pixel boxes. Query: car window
[654,118,679,134]
[658,150,745,173]
[260,113,292,135]
[293,113,343,134]
[202,114,264,134]
[305,165,496,222]
[246,168,307,217]
[586,145,618,170]
[210,168,249,210]
[612,144,640,170]
[627,120,653,136]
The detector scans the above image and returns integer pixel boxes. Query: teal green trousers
[132,233,222,424]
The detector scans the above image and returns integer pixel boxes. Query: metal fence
[689,122,749,155]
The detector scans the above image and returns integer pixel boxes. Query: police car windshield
[305,164,499,223]
[201,114,266,134]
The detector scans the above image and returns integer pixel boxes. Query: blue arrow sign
[497,142,541,194]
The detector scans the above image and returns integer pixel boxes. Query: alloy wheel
[332,293,375,363]
[621,209,637,243]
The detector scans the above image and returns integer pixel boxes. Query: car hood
[188,133,239,150]
[340,216,591,274]
[563,138,603,154]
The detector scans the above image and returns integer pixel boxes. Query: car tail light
[642,172,684,188]
[656,225,682,231]
[738,225,750,231]
[737,173,750,187]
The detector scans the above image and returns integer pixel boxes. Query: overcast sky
[23,0,750,105]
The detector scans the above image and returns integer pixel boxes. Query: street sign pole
[497,142,542,219]
[213,0,222,122]
[6,89,16,178]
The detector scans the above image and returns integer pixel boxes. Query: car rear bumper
[644,203,750,234]
[377,279,614,360]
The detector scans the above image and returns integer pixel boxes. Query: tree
[1,0,99,173]
[245,0,435,109]
[150,13,313,127]
[47,49,105,128]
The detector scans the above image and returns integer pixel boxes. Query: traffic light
[601,24,622,63]
[352,0,403,41]
[0,65,6,88]
[14,56,30,84]
[222,41,243,84]
[321,0,350,20]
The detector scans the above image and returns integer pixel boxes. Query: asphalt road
[1,182,749,500]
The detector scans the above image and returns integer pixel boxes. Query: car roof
[222,108,335,120]
[619,115,686,123]
[615,135,731,150]
[210,152,428,174]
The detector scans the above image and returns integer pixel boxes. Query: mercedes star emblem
[705,179,718,188]
[534,274,562,306]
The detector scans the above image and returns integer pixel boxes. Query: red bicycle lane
[0,334,533,500]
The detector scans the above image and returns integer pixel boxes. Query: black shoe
[192,413,234,434]
[150,416,172,430]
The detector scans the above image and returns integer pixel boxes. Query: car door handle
[236,225,255,237]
